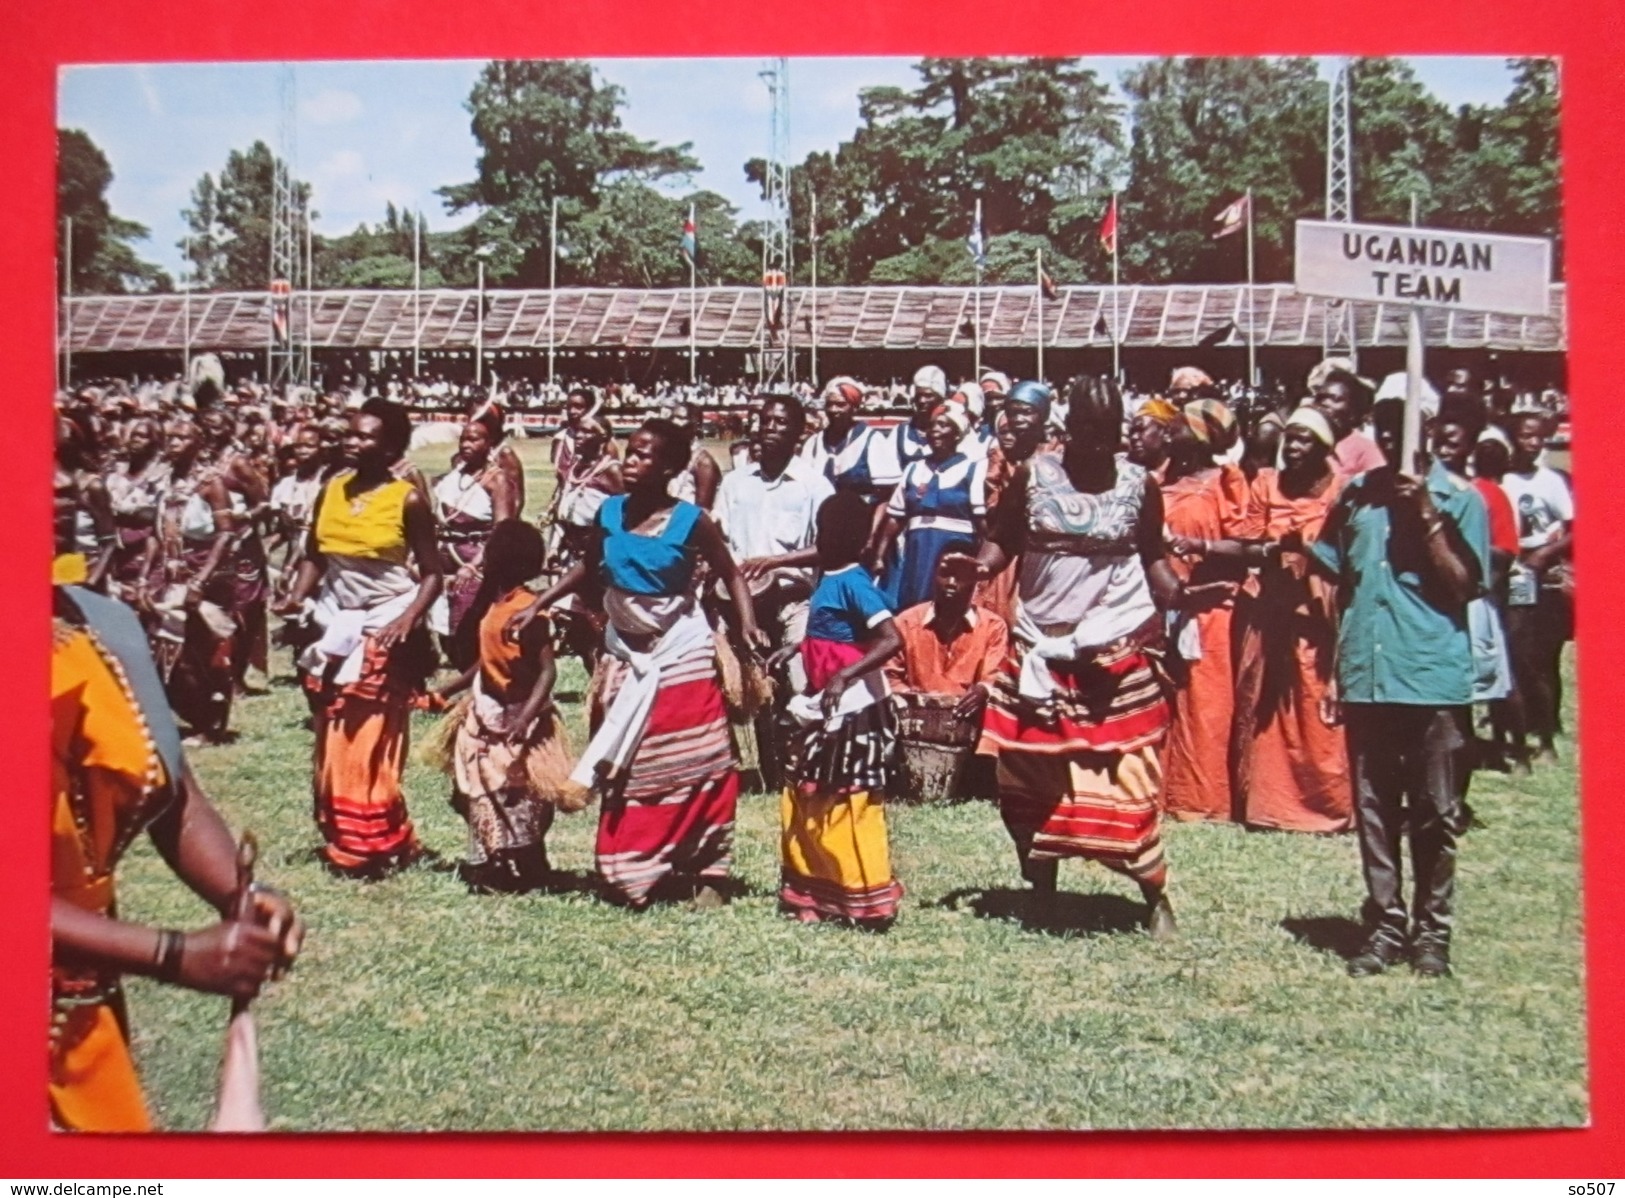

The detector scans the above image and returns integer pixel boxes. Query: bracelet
[1425,518,1447,539]
[153,929,185,983]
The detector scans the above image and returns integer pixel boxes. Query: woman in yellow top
[51,583,302,1131]
[281,399,444,875]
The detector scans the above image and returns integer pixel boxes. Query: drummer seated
[884,555,1009,724]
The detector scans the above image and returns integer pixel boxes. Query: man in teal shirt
[1294,405,1491,978]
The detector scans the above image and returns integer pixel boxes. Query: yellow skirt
[779,788,903,925]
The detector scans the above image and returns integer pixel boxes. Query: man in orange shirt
[885,556,1009,715]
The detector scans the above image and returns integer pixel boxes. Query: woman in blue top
[775,490,905,927]
[797,377,891,504]
[510,419,766,909]
[867,402,989,610]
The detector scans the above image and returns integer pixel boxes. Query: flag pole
[412,210,422,379]
[809,190,819,387]
[182,234,192,384]
[1111,191,1120,382]
[304,203,314,384]
[973,197,984,380]
[548,196,559,391]
[688,203,697,387]
[475,258,484,388]
[1035,245,1045,383]
[1244,186,1256,389]
[61,218,72,390]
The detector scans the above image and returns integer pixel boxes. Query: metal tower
[268,64,304,387]
[1323,58,1358,366]
[759,57,793,388]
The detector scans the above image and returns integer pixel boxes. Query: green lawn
[108,436,1587,1131]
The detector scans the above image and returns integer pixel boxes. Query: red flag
[1039,267,1058,300]
[1099,196,1118,255]
[1213,192,1250,240]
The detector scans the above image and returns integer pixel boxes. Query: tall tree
[439,60,699,286]
[180,141,311,290]
[1434,58,1563,271]
[56,128,168,294]
[750,58,1123,285]
[1118,57,1325,284]
[1347,57,1461,224]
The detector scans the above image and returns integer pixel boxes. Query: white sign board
[1295,220,1551,316]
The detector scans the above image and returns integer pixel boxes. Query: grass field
[108,436,1587,1131]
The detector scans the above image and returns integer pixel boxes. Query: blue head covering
[1006,379,1052,422]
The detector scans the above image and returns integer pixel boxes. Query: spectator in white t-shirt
[1500,410,1574,765]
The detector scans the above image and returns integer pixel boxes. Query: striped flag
[1213,192,1250,239]
[679,205,698,266]
[968,198,986,270]
[1099,195,1118,255]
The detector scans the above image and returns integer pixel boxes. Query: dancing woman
[103,416,170,610]
[51,582,301,1130]
[1214,407,1352,833]
[281,399,444,875]
[509,419,766,908]
[431,409,519,668]
[1157,403,1247,822]
[155,417,242,742]
[959,377,1217,936]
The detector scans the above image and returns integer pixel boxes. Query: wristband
[1425,518,1446,539]
[154,929,185,983]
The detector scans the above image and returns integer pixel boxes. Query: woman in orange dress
[1192,407,1352,833]
[281,399,444,875]
[1159,404,1247,822]
[51,581,301,1131]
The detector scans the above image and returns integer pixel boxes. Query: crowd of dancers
[50,354,1574,1129]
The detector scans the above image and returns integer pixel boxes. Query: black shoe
[1412,942,1452,978]
[1347,935,1407,978]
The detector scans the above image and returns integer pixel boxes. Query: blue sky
[57,56,1523,280]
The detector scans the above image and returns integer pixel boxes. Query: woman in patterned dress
[508,419,766,908]
[960,377,1219,936]
[431,409,519,669]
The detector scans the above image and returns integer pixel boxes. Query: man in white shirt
[714,393,834,695]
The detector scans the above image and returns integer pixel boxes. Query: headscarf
[1285,406,1335,448]
[1168,366,1214,394]
[979,370,1012,399]
[1005,379,1052,423]
[913,365,948,399]
[953,382,985,420]
[931,401,971,437]
[1137,397,1181,427]
[822,376,864,406]
[1306,357,1375,393]
[1182,398,1236,445]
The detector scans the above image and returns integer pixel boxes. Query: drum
[893,692,979,803]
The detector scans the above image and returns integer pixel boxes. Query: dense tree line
[57,56,1563,295]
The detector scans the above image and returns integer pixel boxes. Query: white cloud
[134,67,163,117]
[300,88,363,126]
